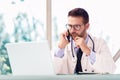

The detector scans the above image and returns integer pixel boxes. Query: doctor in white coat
[53,8,116,74]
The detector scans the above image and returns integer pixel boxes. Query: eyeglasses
[66,24,84,31]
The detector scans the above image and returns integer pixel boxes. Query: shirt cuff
[87,50,96,65]
[54,47,65,58]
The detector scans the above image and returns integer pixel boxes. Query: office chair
[113,49,120,62]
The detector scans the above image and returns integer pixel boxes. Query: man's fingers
[75,36,80,41]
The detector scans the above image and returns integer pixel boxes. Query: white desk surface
[0,74,120,80]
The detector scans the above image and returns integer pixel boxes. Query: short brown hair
[68,8,89,24]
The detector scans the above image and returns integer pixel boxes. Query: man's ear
[85,23,90,30]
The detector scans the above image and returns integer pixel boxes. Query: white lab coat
[52,35,116,74]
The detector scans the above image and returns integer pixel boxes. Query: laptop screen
[5,41,54,75]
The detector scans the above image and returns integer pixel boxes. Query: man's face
[67,16,89,40]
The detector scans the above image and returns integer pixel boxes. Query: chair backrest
[113,49,120,62]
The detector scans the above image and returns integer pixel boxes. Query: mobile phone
[66,29,71,42]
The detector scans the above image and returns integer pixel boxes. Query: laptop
[5,41,54,75]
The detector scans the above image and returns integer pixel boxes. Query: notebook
[5,41,54,75]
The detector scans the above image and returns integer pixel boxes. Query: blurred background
[0,0,120,74]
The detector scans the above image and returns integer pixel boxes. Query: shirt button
[92,70,94,72]
[85,69,87,71]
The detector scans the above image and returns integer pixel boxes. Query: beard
[71,29,86,40]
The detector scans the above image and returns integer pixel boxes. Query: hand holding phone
[58,30,70,49]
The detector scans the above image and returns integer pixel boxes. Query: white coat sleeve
[51,47,69,74]
[92,39,116,74]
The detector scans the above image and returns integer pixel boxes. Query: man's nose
[70,27,76,33]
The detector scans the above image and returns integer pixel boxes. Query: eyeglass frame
[66,24,85,31]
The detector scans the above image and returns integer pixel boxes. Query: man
[53,8,116,74]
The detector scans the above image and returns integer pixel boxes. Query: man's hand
[58,30,70,49]
[75,37,91,55]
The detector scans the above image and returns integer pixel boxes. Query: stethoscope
[71,34,95,72]
[70,34,96,72]
[71,34,95,58]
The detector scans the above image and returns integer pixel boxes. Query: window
[0,0,46,74]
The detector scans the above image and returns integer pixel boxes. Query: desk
[0,74,120,80]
